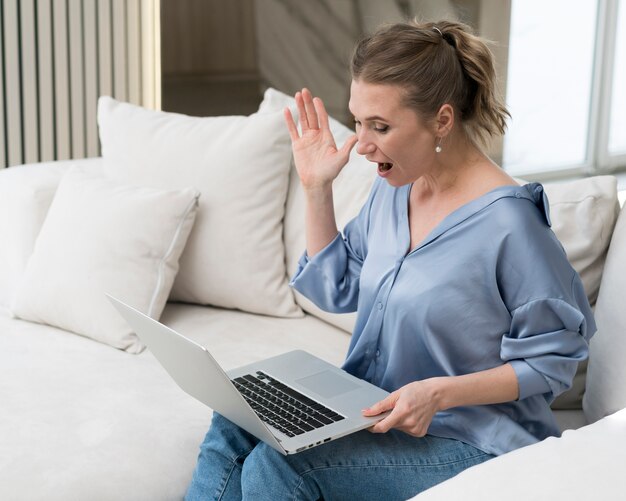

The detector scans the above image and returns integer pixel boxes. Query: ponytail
[351,19,510,149]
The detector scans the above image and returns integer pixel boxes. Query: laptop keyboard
[232,371,345,437]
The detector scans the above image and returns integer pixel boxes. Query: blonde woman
[186,20,594,500]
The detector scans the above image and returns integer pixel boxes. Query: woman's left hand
[362,380,441,436]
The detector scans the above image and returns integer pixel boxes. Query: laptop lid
[106,295,286,454]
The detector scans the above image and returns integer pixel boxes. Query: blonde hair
[351,20,510,149]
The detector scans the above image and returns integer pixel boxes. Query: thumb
[362,392,398,416]
[339,134,358,159]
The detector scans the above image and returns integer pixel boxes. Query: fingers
[295,88,322,132]
[302,88,319,130]
[284,108,299,142]
[313,96,330,133]
[295,91,309,131]
[369,408,402,434]
[362,392,398,417]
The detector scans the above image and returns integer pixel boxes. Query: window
[609,0,626,155]
[503,0,626,178]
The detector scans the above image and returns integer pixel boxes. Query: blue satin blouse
[290,178,596,456]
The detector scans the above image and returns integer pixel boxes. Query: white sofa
[1,90,625,500]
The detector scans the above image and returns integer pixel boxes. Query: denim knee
[240,442,318,500]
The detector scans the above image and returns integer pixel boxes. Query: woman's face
[349,79,437,187]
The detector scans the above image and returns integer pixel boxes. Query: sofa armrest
[410,407,626,500]
[0,157,103,306]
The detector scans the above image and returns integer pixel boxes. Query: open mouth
[378,162,393,173]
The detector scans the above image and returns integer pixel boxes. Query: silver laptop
[107,295,389,455]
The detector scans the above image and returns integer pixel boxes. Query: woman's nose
[355,130,376,156]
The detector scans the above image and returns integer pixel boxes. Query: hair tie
[433,26,456,48]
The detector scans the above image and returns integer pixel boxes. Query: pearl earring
[435,138,443,153]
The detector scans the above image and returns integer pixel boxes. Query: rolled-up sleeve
[289,231,363,313]
[501,293,591,402]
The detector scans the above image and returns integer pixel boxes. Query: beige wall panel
[69,0,86,158]
[84,0,100,157]
[20,0,39,164]
[141,0,160,109]
[53,0,71,160]
[0,0,160,166]
[127,0,142,105]
[98,0,114,99]
[4,0,23,166]
[37,0,55,162]
[112,0,128,101]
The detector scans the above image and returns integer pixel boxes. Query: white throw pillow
[97,97,301,318]
[0,158,102,309]
[543,176,620,307]
[259,88,376,333]
[11,168,200,353]
[583,203,626,423]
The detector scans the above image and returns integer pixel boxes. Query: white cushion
[259,88,376,333]
[11,168,199,353]
[543,176,620,410]
[583,202,626,423]
[410,407,626,500]
[0,158,102,307]
[97,97,301,318]
[543,176,620,307]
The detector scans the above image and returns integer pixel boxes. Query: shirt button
[375,350,380,357]
[515,192,522,198]
[377,302,383,310]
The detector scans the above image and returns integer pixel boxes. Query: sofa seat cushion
[411,407,626,500]
[160,303,350,369]
[0,304,350,500]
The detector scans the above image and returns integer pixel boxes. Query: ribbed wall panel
[4,0,22,167]
[112,0,127,103]
[83,0,99,158]
[20,0,38,164]
[0,0,161,169]
[52,0,71,160]
[37,0,55,162]
[69,0,86,159]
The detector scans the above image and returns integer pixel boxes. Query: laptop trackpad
[296,370,360,398]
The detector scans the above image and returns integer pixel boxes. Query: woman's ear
[435,104,454,138]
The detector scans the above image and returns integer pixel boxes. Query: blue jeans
[185,413,495,500]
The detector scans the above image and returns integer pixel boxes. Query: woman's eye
[373,124,389,133]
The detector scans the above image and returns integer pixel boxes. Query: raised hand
[284,88,358,191]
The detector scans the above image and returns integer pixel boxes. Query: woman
[185,20,595,500]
